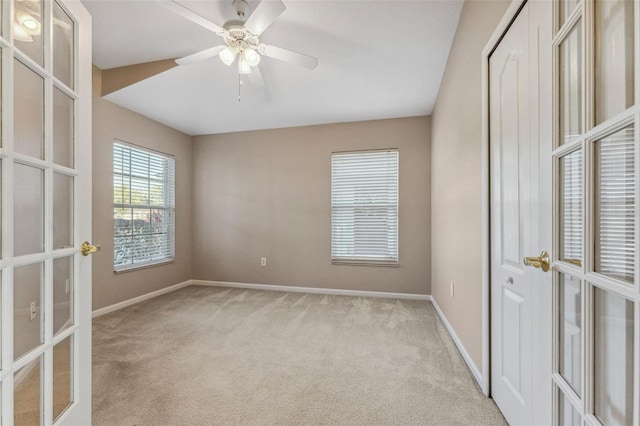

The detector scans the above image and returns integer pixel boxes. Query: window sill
[114,258,175,274]
[332,259,399,267]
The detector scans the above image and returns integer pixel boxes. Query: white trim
[191,280,431,301]
[480,48,492,399]
[482,0,526,57]
[91,280,191,318]
[430,296,483,386]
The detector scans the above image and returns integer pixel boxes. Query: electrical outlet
[450,281,454,298]
[30,302,37,321]
[65,278,70,294]
[261,257,267,267]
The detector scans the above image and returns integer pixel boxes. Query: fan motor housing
[223,24,259,49]
[232,0,250,19]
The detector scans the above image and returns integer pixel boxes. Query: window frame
[330,148,399,266]
[112,140,176,273]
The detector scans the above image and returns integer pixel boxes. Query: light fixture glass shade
[219,46,237,66]
[16,10,41,35]
[13,22,34,42]
[238,57,252,75]
[243,48,261,66]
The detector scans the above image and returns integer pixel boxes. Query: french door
[552,0,640,425]
[1,0,92,425]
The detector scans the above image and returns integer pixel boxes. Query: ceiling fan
[160,0,318,88]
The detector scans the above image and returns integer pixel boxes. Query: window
[113,142,175,271]
[331,149,399,265]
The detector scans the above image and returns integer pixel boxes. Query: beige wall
[430,0,509,370]
[192,117,431,295]
[92,66,193,310]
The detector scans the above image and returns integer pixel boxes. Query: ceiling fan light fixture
[23,18,38,30]
[13,22,34,42]
[169,0,319,94]
[238,57,252,75]
[219,46,238,66]
[243,48,260,66]
[16,10,40,35]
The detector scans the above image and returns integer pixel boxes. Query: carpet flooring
[93,285,506,425]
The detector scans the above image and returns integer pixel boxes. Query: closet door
[490,1,553,423]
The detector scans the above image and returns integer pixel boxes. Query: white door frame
[67,0,93,423]
[480,0,528,397]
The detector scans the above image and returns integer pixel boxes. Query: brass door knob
[523,251,550,272]
[564,258,582,267]
[81,241,101,256]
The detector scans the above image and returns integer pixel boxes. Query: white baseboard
[191,280,431,301]
[430,296,484,388]
[92,280,192,318]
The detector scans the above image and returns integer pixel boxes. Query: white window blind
[560,149,583,262]
[113,142,175,271]
[595,126,635,282]
[331,149,399,265]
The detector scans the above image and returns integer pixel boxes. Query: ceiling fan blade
[158,0,227,36]
[247,65,265,88]
[258,44,318,70]
[176,45,227,66]
[244,0,285,36]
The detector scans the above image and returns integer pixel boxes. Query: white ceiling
[82,0,463,136]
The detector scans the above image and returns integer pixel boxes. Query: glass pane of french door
[3,0,83,424]
[52,88,74,169]
[557,386,581,426]
[559,21,582,146]
[52,336,73,421]
[14,59,44,160]
[52,2,73,90]
[559,149,583,265]
[558,272,581,394]
[14,263,44,360]
[14,163,44,256]
[593,287,634,425]
[594,126,635,283]
[13,0,44,66]
[594,0,634,124]
[14,356,43,425]
[53,257,73,335]
[553,1,639,425]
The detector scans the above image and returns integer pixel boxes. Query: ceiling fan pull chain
[238,66,242,102]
